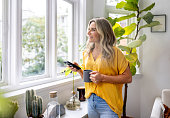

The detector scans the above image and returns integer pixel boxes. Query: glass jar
[66,91,80,110]
[47,91,60,118]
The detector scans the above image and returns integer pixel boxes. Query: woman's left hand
[90,71,103,84]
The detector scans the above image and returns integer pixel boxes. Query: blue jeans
[87,93,119,118]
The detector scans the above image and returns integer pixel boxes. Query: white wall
[140,0,170,117]
[93,0,106,18]
[86,0,106,25]
[86,0,93,28]
[112,0,170,117]
[122,0,170,117]
[90,0,170,118]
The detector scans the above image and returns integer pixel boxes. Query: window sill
[2,73,142,98]
[133,73,143,79]
[4,76,82,98]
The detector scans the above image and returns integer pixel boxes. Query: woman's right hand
[67,62,80,72]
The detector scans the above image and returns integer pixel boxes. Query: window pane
[0,0,2,81]
[22,0,46,77]
[106,0,125,6]
[57,0,73,75]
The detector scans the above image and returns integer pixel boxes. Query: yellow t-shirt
[82,46,128,117]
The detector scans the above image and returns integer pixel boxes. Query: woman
[68,17,132,118]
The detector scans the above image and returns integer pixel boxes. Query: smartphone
[64,61,81,70]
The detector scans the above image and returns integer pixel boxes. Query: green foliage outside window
[57,26,68,66]
[22,17,68,77]
[22,17,45,77]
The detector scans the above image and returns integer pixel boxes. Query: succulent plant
[0,92,19,118]
[25,89,43,118]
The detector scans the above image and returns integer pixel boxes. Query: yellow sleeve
[117,48,128,74]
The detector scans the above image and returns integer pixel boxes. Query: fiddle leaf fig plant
[107,0,160,76]
[107,0,160,117]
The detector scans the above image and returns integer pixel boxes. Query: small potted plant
[25,89,43,118]
[61,66,81,110]
[0,91,19,118]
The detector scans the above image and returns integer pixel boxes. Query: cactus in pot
[25,89,43,118]
[32,100,38,118]
[26,89,34,117]
[37,97,43,116]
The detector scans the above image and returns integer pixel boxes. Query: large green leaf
[132,48,136,53]
[130,64,136,76]
[118,45,131,53]
[136,59,141,68]
[62,67,72,76]
[139,21,160,30]
[116,1,126,9]
[117,13,136,22]
[125,53,138,63]
[118,36,133,40]
[137,17,141,22]
[130,61,136,67]
[124,2,138,11]
[138,34,146,42]
[124,23,137,35]
[112,23,120,31]
[125,0,138,4]
[114,26,125,37]
[106,17,117,26]
[139,3,155,14]
[127,40,142,48]
[142,12,153,24]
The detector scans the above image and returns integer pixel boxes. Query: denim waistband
[89,93,103,101]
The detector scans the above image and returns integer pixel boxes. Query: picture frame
[151,14,166,32]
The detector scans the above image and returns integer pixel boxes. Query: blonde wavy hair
[86,17,116,65]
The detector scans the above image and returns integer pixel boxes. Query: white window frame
[0,0,85,91]
[0,0,9,86]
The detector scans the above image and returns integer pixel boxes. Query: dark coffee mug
[83,70,92,82]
